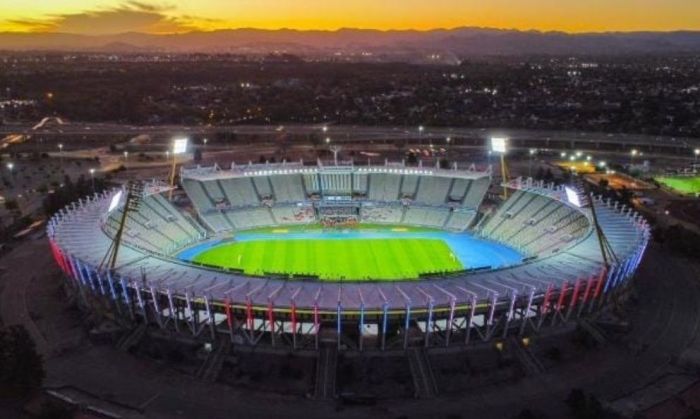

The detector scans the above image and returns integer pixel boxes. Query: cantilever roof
[181,162,492,182]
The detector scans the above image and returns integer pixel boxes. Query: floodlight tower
[490,137,509,199]
[100,181,144,270]
[169,138,188,200]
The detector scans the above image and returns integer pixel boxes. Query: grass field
[193,238,463,281]
[656,176,700,195]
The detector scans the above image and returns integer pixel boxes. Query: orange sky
[1,0,699,34]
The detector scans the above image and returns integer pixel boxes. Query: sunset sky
[1,0,699,35]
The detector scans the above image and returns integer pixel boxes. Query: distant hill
[2,27,700,57]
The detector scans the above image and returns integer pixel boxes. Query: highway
[1,121,699,151]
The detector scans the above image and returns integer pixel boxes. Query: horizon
[3,26,700,37]
[2,1,700,35]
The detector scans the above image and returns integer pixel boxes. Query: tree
[0,325,45,397]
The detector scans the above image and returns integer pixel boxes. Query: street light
[123,151,129,164]
[418,125,424,146]
[58,143,64,168]
[6,162,14,185]
[528,148,536,177]
[89,168,96,192]
[630,148,638,165]
[322,125,328,133]
[325,137,331,144]
[694,148,699,166]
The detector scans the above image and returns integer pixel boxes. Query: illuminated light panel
[490,137,507,154]
[173,138,189,154]
[565,186,582,207]
[108,190,123,212]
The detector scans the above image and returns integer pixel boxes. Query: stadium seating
[103,193,205,255]
[269,174,306,203]
[360,204,404,224]
[403,206,450,228]
[463,177,491,209]
[219,177,259,207]
[368,173,401,201]
[415,176,452,205]
[181,178,214,212]
[180,167,494,234]
[444,210,477,232]
[479,190,590,256]
[271,204,316,225]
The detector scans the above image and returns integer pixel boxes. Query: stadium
[46,159,649,353]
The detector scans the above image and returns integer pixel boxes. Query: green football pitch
[656,176,700,195]
[193,238,463,281]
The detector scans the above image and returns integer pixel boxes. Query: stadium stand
[219,178,259,207]
[444,210,477,232]
[103,193,205,254]
[368,173,401,201]
[403,206,450,228]
[463,177,491,209]
[269,174,306,203]
[400,175,420,198]
[415,176,452,205]
[479,190,590,256]
[181,178,214,212]
[360,204,405,224]
[271,204,316,225]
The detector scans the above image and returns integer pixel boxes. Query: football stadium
[47,161,649,351]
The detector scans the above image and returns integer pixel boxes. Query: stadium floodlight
[564,186,582,208]
[490,137,507,154]
[173,138,188,154]
[108,190,123,212]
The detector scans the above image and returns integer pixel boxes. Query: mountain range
[2,27,700,56]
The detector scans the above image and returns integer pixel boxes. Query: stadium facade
[47,161,649,351]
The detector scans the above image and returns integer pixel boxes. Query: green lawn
[656,176,700,195]
[193,238,463,281]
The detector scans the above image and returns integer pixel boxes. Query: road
[1,121,699,150]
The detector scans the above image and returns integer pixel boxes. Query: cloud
[2,2,217,35]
